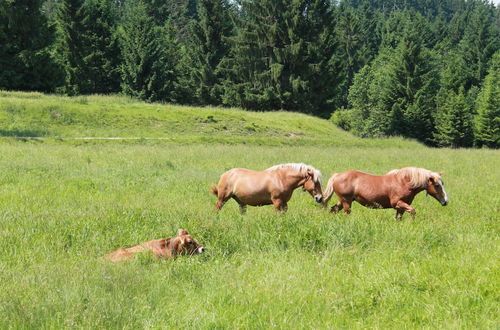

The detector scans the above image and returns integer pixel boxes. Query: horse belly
[354,193,391,209]
[233,186,272,206]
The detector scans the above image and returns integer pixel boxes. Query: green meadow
[0,92,499,328]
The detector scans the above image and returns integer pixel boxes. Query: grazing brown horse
[322,167,448,220]
[211,163,323,212]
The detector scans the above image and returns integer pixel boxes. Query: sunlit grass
[0,141,498,328]
[0,90,421,148]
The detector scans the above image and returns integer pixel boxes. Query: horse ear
[429,176,437,184]
[439,171,445,176]
[178,229,189,236]
[306,168,313,178]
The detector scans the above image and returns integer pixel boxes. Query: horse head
[303,168,323,203]
[426,173,448,206]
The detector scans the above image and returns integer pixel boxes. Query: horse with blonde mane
[211,163,323,212]
[322,167,448,220]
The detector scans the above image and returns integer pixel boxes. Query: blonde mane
[267,163,322,183]
[387,167,440,188]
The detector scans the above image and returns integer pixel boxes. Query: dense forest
[1,0,499,147]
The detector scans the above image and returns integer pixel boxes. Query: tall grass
[0,142,498,328]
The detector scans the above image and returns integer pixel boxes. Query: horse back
[335,170,391,195]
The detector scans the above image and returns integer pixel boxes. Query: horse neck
[390,173,425,200]
[281,170,307,188]
[402,178,426,199]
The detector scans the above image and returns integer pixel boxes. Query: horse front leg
[330,201,342,213]
[272,198,287,212]
[394,200,416,220]
[231,196,247,214]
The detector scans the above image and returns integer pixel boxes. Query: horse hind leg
[341,198,352,215]
[214,190,232,211]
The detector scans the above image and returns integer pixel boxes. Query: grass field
[0,92,499,328]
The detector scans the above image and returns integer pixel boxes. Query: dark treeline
[1,0,499,147]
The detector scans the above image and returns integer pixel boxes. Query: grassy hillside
[0,90,420,147]
[0,92,498,328]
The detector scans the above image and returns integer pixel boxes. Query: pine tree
[0,0,63,92]
[79,0,121,93]
[389,35,437,141]
[335,1,380,108]
[433,87,474,147]
[144,0,198,41]
[119,1,182,102]
[54,0,85,94]
[347,10,438,143]
[474,51,500,148]
[186,0,233,105]
[222,0,337,115]
[458,1,499,89]
[55,0,121,94]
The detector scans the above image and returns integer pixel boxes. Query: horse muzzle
[315,195,323,203]
[441,200,448,206]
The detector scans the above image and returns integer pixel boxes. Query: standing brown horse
[211,163,323,212]
[322,167,448,220]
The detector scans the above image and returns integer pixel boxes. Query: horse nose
[315,196,323,203]
[441,201,448,206]
[199,247,206,253]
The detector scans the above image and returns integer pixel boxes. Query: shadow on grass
[0,128,48,137]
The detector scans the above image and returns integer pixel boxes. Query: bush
[330,108,353,131]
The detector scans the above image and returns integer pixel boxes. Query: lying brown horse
[211,163,323,212]
[105,229,205,262]
[322,167,448,220]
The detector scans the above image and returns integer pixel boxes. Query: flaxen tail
[210,184,218,196]
[322,174,338,207]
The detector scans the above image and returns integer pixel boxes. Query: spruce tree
[335,1,380,108]
[55,0,121,94]
[474,51,500,148]
[119,1,182,102]
[347,10,438,143]
[433,87,474,147]
[458,2,499,89]
[222,0,337,115]
[187,0,233,105]
[79,0,121,93]
[54,0,85,94]
[0,0,63,92]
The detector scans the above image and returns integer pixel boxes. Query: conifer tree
[434,87,474,147]
[55,0,120,94]
[347,10,438,143]
[458,2,499,89]
[187,0,233,105]
[78,0,121,93]
[335,1,380,107]
[474,51,500,148]
[119,1,182,102]
[54,0,85,94]
[0,0,63,91]
[222,0,337,115]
